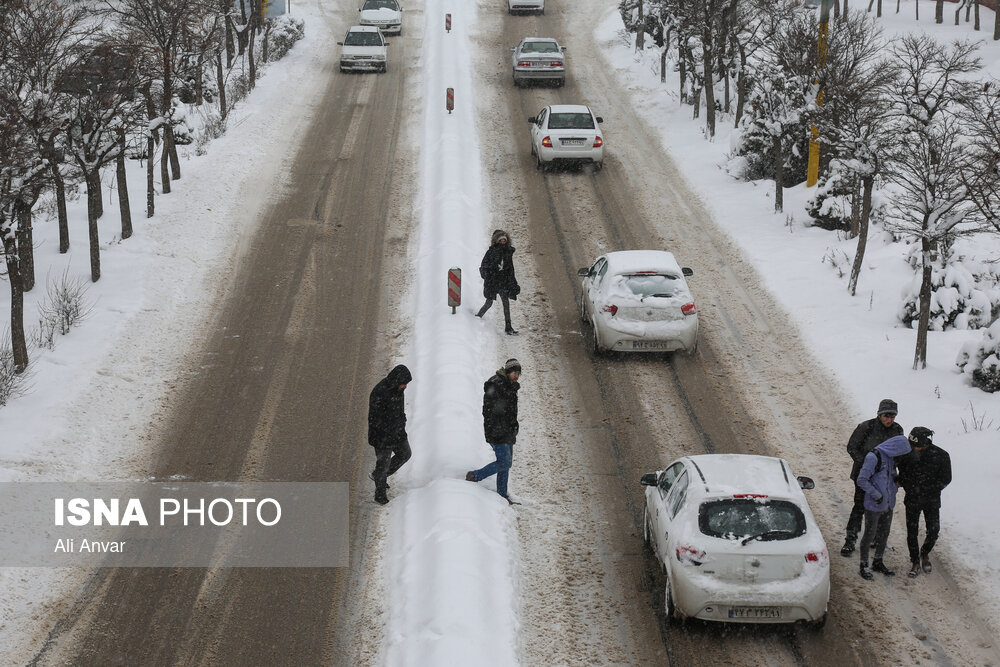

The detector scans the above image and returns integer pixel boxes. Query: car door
[530,107,547,152]
[659,468,691,565]
[651,462,685,561]
[581,257,607,320]
[587,258,609,319]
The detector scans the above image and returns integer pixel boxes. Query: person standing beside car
[367,364,412,505]
[841,398,904,557]
[475,230,521,335]
[856,434,911,580]
[466,358,521,505]
[897,426,952,578]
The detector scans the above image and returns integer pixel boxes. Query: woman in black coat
[475,229,521,335]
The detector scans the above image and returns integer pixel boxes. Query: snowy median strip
[383,1,519,664]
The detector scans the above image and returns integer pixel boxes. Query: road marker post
[446,87,454,114]
[448,268,461,314]
[445,13,452,32]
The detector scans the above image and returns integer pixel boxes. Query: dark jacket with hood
[856,435,912,512]
[480,230,520,301]
[847,417,904,481]
[897,444,952,508]
[483,368,520,445]
[368,365,412,449]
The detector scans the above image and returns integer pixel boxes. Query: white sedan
[578,250,697,354]
[359,0,402,35]
[511,38,566,87]
[641,454,830,627]
[338,26,389,73]
[508,0,544,14]
[528,104,603,171]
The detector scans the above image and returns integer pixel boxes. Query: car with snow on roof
[359,0,402,35]
[338,25,389,73]
[578,250,697,354]
[641,454,829,627]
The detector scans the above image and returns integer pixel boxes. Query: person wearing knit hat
[897,427,952,577]
[841,398,903,556]
[475,230,522,335]
[466,359,522,505]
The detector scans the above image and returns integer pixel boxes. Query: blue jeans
[471,444,513,498]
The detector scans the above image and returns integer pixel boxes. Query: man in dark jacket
[841,398,904,557]
[466,358,521,505]
[897,426,952,577]
[368,364,412,505]
[475,230,521,335]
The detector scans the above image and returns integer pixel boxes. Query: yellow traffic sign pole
[807,0,832,187]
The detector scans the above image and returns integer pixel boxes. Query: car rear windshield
[699,499,806,541]
[619,273,682,298]
[548,113,595,130]
[345,32,383,46]
[523,41,559,53]
[363,0,399,9]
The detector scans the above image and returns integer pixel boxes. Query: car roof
[548,104,592,114]
[347,25,382,32]
[521,37,559,43]
[680,454,804,501]
[602,250,683,276]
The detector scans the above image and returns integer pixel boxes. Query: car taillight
[805,549,827,563]
[682,302,697,316]
[676,545,705,566]
[517,61,531,67]
[601,304,618,316]
[593,135,603,148]
[732,493,766,498]
[542,136,552,148]
[550,61,563,67]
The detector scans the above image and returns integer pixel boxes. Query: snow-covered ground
[1,0,999,662]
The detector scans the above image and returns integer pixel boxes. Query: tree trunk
[995,0,999,39]
[86,169,102,282]
[660,47,667,84]
[248,19,258,88]
[679,43,687,103]
[86,169,104,218]
[849,175,861,239]
[166,124,181,180]
[217,51,228,119]
[636,0,645,50]
[2,231,29,373]
[974,0,979,30]
[773,134,784,213]
[916,0,920,20]
[51,158,69,253]
[117,131,133,239]
[936,0,944,23]
[702,31,716,138]
[723,70,731,114]
[848,175,874,296]
[913,236,932,370]
[146,132,155,218]
[224,2,236,67]
[15,203,35,292]
[195,50,205,105]
[877,0,883,16]
[734,44,748,127]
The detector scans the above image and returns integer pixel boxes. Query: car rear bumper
[509,3,544,12]
[672,569,829,624]
[538,145,603,164]
[514,69,565,82]
[361,22,401,34]
[596,317,697,352]
[340,60,385,71]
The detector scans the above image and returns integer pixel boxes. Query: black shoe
[368,471,388,490]
[872,560,895,576]
[859,563,874,580]
[465,471,476,482]
[374,492,389,505]
[840,540,855,557]
[505,327,519,335]
[921,555,932,573]
[908,563,920,578]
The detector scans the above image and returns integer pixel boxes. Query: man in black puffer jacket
[897,426,952,577]
[841,398,904,556]
[466,358,521,505]
[368,364,413,505]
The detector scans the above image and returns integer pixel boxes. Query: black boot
[872,559,895,576]
[859,562,874,580]
[505,324,519,335]
[840,539,855,557]
[374,490,389,505]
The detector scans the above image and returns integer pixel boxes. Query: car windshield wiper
[740,529,796,546]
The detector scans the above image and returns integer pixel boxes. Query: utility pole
[807,0,832,187]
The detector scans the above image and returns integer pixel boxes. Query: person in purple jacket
[855,434,912,580]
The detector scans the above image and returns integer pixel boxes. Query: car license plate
[728,606,782,619]
[631,341,667,350]
[561,139,585,146]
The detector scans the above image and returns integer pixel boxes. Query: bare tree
[962,80,1000,232]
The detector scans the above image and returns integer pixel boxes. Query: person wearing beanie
[841,398,904,557]
[367,364,413,505]
[856,434,912,580]
[897,427,952,577]
[475,229,522,335]
[466,359,522,504]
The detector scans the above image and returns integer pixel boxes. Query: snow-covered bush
[898,243,1000,331]
[170,100,195,146]
[268,15,305,61]
[805,161,854,231]
[956,319,1000,392]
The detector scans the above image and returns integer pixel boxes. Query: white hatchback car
[338,25,389,73]
[359,0,402,35]
[578,250,697,354]
[508,0,544,14]
[528,104,604,171]
[641,454,830,627]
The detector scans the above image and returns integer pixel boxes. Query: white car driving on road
[511,37,566,87]
[338,25,389,73]
[359,0,402,35]
[578,250,697,354]
[508,0,544,14]
[528,104,604,171]
[641,454,830,627]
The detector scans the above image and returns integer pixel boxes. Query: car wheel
[664,578,677,623]
[687,338,698,356]
[592,325,604,356]
[807,613,828,630]
[536,151,545,171]
[381,63,387,73]
[579,292,588,323]
[594,161,603,172]
[642,506,651,546]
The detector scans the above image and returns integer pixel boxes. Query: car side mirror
[337,41,344,45]
[640,473,658,487]
[595,116,604,123]
[682,267,693,277]
[528,116,536,123]
[561,46,567,51]
[510,47,516,51]
[797,476,815,490]
[577,268,590,277]
[385,42,391,46]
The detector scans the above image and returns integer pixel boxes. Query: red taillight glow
[676,545,706,565]
[682,302,697,316]
[550,61,563,67]
[542,136,552,148]
[733,493,767,498]
[805,549,827,562]
[593,135,603,148]
[601,304,618,316]
[517,60,532,67]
